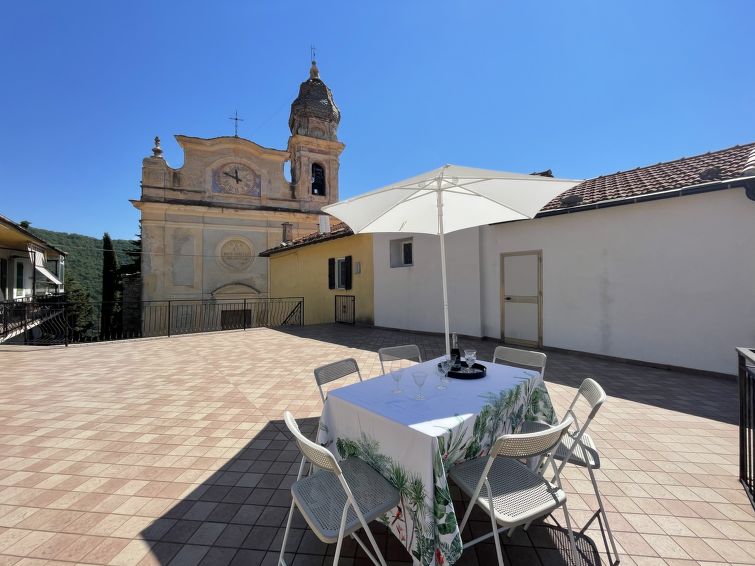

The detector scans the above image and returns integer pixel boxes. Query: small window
[311,163,326,196]
[390,238,413,268]
[336,258,347,289]
[402,242,413,265]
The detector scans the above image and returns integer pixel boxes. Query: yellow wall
[268,234,374,325]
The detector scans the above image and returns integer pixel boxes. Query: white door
[500,251,542,347]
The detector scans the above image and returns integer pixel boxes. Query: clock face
[214,163,260,196]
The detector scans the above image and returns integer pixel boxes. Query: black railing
[0,296,304,346]
[739,347,755,510]
[335,295,355,324]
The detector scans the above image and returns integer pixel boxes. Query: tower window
[312,163,326,196]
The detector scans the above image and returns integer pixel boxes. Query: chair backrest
[283,411,342,475]
[378,344,422,374]
[563,378,606,439]
[493,346,546,376]
[491,415,574,460]
[313,358,362,402]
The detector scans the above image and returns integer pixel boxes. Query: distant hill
[29,227,139,303]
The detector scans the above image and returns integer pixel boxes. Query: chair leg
[356,519,387,566]
[278,499,296,566]
[562,501,579,566]
[589,465,620,564]
[488,507,505,566]
[332,503,350,565]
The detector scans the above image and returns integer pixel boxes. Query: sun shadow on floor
[140,417,605,566]
[276,324,738,425]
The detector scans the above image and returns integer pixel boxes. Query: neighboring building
[132,60,344,304]
[372,142,755,375]
[0,214,65,302]
[261,220,374,325]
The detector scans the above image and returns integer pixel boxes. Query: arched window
[311,163,326,196]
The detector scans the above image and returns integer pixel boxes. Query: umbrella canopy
[323,164,581,356]
[324,164,580,235]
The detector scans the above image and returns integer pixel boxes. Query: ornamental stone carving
[220,239,254,270]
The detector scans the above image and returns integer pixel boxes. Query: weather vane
[311,45,316,63]
[228,110,244,137]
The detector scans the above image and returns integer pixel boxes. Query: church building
[132,60,343,303]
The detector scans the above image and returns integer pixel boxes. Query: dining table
[316,356,558,566]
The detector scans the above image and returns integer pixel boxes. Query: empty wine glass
[412,371,427,400]
[436,358,449,390]
[391,369,403,394]
[464,349,477,372]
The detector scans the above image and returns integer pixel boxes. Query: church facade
[132,61,344,303]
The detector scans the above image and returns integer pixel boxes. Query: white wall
[373,229,483,338]
[374,188,755,375]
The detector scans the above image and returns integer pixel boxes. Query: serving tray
[446,362,487,380]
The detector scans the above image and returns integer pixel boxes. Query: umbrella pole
[437,188,451,358]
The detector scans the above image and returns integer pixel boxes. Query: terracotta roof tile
[541,141,755,211]
[260,221,352,256]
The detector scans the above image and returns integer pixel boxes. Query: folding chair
[377,344,421,374]
[279,411,399,566]
[313,358,362,402]
[520,378,619,565]
[493,345,547,377]
[449,416,577,566]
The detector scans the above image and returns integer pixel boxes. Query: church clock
[214,163,260,196]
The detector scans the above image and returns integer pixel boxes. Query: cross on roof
[228,110,244,137]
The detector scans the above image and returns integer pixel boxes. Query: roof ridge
[589,141,755,181]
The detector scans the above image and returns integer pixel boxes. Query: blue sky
[1,1,753,239]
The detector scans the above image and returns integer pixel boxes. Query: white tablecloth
[317,358,556,566]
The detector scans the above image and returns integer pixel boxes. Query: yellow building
[260,222,373,325]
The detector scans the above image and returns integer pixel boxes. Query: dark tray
[446,362,487,380]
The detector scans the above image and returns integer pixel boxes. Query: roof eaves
[0,214,68,256]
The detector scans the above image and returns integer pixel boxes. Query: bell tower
[288,58,345,211]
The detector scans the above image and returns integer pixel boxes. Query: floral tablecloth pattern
[317,358,556,566]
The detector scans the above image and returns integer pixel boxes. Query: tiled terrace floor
[0,324,751,566]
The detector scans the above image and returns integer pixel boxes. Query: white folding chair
[279,411,399,566]
[313,358,362,403]
[377,344,422,374]
[449,416,578,566]
[493,345,547,377]
[520,378,619,564]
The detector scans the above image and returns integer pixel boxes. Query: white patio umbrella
[322,164,581,357]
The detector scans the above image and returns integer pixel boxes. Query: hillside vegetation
[30,227,139,303]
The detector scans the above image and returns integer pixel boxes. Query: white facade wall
[373,188,755,375]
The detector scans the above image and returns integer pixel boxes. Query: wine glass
[391,369,403,394]
[436,358,449,390]
[464,349,477,372]
[412,371,427,400]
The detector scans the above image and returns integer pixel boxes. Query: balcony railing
[0,296,304,346]
[739,347,755,509]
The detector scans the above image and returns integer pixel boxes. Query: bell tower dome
[287,58,345,211]
[288,60,341,141]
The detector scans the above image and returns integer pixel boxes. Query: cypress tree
[100,233,121,338]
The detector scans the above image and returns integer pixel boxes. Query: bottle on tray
[450,332,461,369]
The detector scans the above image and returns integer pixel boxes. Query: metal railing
[1,296,304,346]
[739,347,755,510]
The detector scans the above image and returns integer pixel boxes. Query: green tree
[100,233,122,338]
[64,273,94,338]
